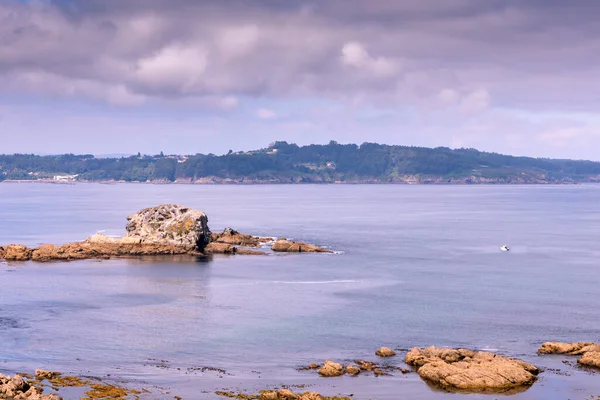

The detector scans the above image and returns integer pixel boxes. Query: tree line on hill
[1,141,599,183]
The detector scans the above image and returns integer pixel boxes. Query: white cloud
[136,44,208,92]
[256,108,277,119]
[459,89,491,115]
[341,42,397,77]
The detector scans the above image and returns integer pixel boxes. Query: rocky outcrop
[405,347,539,393]
[216,389,351,400]
[376,347,396,357]
[538,342,600,369]
[271,239,331,253]
[3,244,33,261]
[537,341,600,355]
[345,365,360,375]
[34,370,61,380]
[578,351,600,369]
[211,228,270,247]
[317,360,344,377]
[0,373,61,400]
[125,204,211,251]
[1,205,334,262]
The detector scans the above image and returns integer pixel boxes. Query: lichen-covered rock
[271,239,331,253]
[125,204,211,250]
[405,346,539,393]
[537,341,600,355]
[578,351,600,369]
[376,347,396,357]
[3,244,33,261]
[317,360,344,377]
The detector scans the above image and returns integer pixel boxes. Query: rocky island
[0,204,332,262]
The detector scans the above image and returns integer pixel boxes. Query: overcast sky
[1,0,599,159]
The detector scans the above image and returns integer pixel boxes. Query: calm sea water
[1,183,599,399]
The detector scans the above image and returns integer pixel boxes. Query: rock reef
[0,373,60,400]
[0,205,333,262]
[216,389,351,400]
[538,341,600,369]
[405,346,539,393]
[271,239,331,253]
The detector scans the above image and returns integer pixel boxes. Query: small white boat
[500,245,510,252]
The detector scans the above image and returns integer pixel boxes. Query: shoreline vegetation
[2,343,598,399]
[2,141,600,185]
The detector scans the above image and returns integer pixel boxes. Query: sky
[1,0,600,159]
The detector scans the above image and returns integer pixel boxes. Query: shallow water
[1,183,599,399]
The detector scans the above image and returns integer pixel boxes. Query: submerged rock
[405,346,539,393]
[125,204,211,251]
[271,239,331,253]
[538,341,600,370]
[376,347,396,357]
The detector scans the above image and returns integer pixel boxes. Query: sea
[1,183,599,399]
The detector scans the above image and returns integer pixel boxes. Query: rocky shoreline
[0,204,332,263]
[2,342,598,399]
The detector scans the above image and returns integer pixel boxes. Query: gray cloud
[2,0,600,110]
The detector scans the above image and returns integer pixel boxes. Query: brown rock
[235,248,266,256]
[260,392,279,400]
[3,245,33,261]
[405,346,539,392]
[376,347,396,357]
[271,239,331,253]
[277,389,299,399]
[0,246,4,259]
[355,360,377,371]
[345,365,360,375]
[31,244,60,262]
[211,228,268,247]
[204,242,237,254]
[317,360,344,377]
[35,370,61,380]
[578,351,600,369]
[537,341,599,355]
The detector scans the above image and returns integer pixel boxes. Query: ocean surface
[1,183,599,399]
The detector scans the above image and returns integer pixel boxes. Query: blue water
[1,183,599,399]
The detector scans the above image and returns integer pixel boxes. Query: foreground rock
[405,347,539,393]
[376,347,396,357]
[125,204,211,250]
[216,389,351,400]
[303,359,407,377]
[318,360,344,377]
[271,239,331,253]
[0,373,61,400]
[538,341,600,369]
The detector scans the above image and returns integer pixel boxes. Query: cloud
[256,108,277,119]
[341,42,397,77]
[1,0,599,111]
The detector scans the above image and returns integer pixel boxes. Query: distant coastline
[2,141,600,184]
